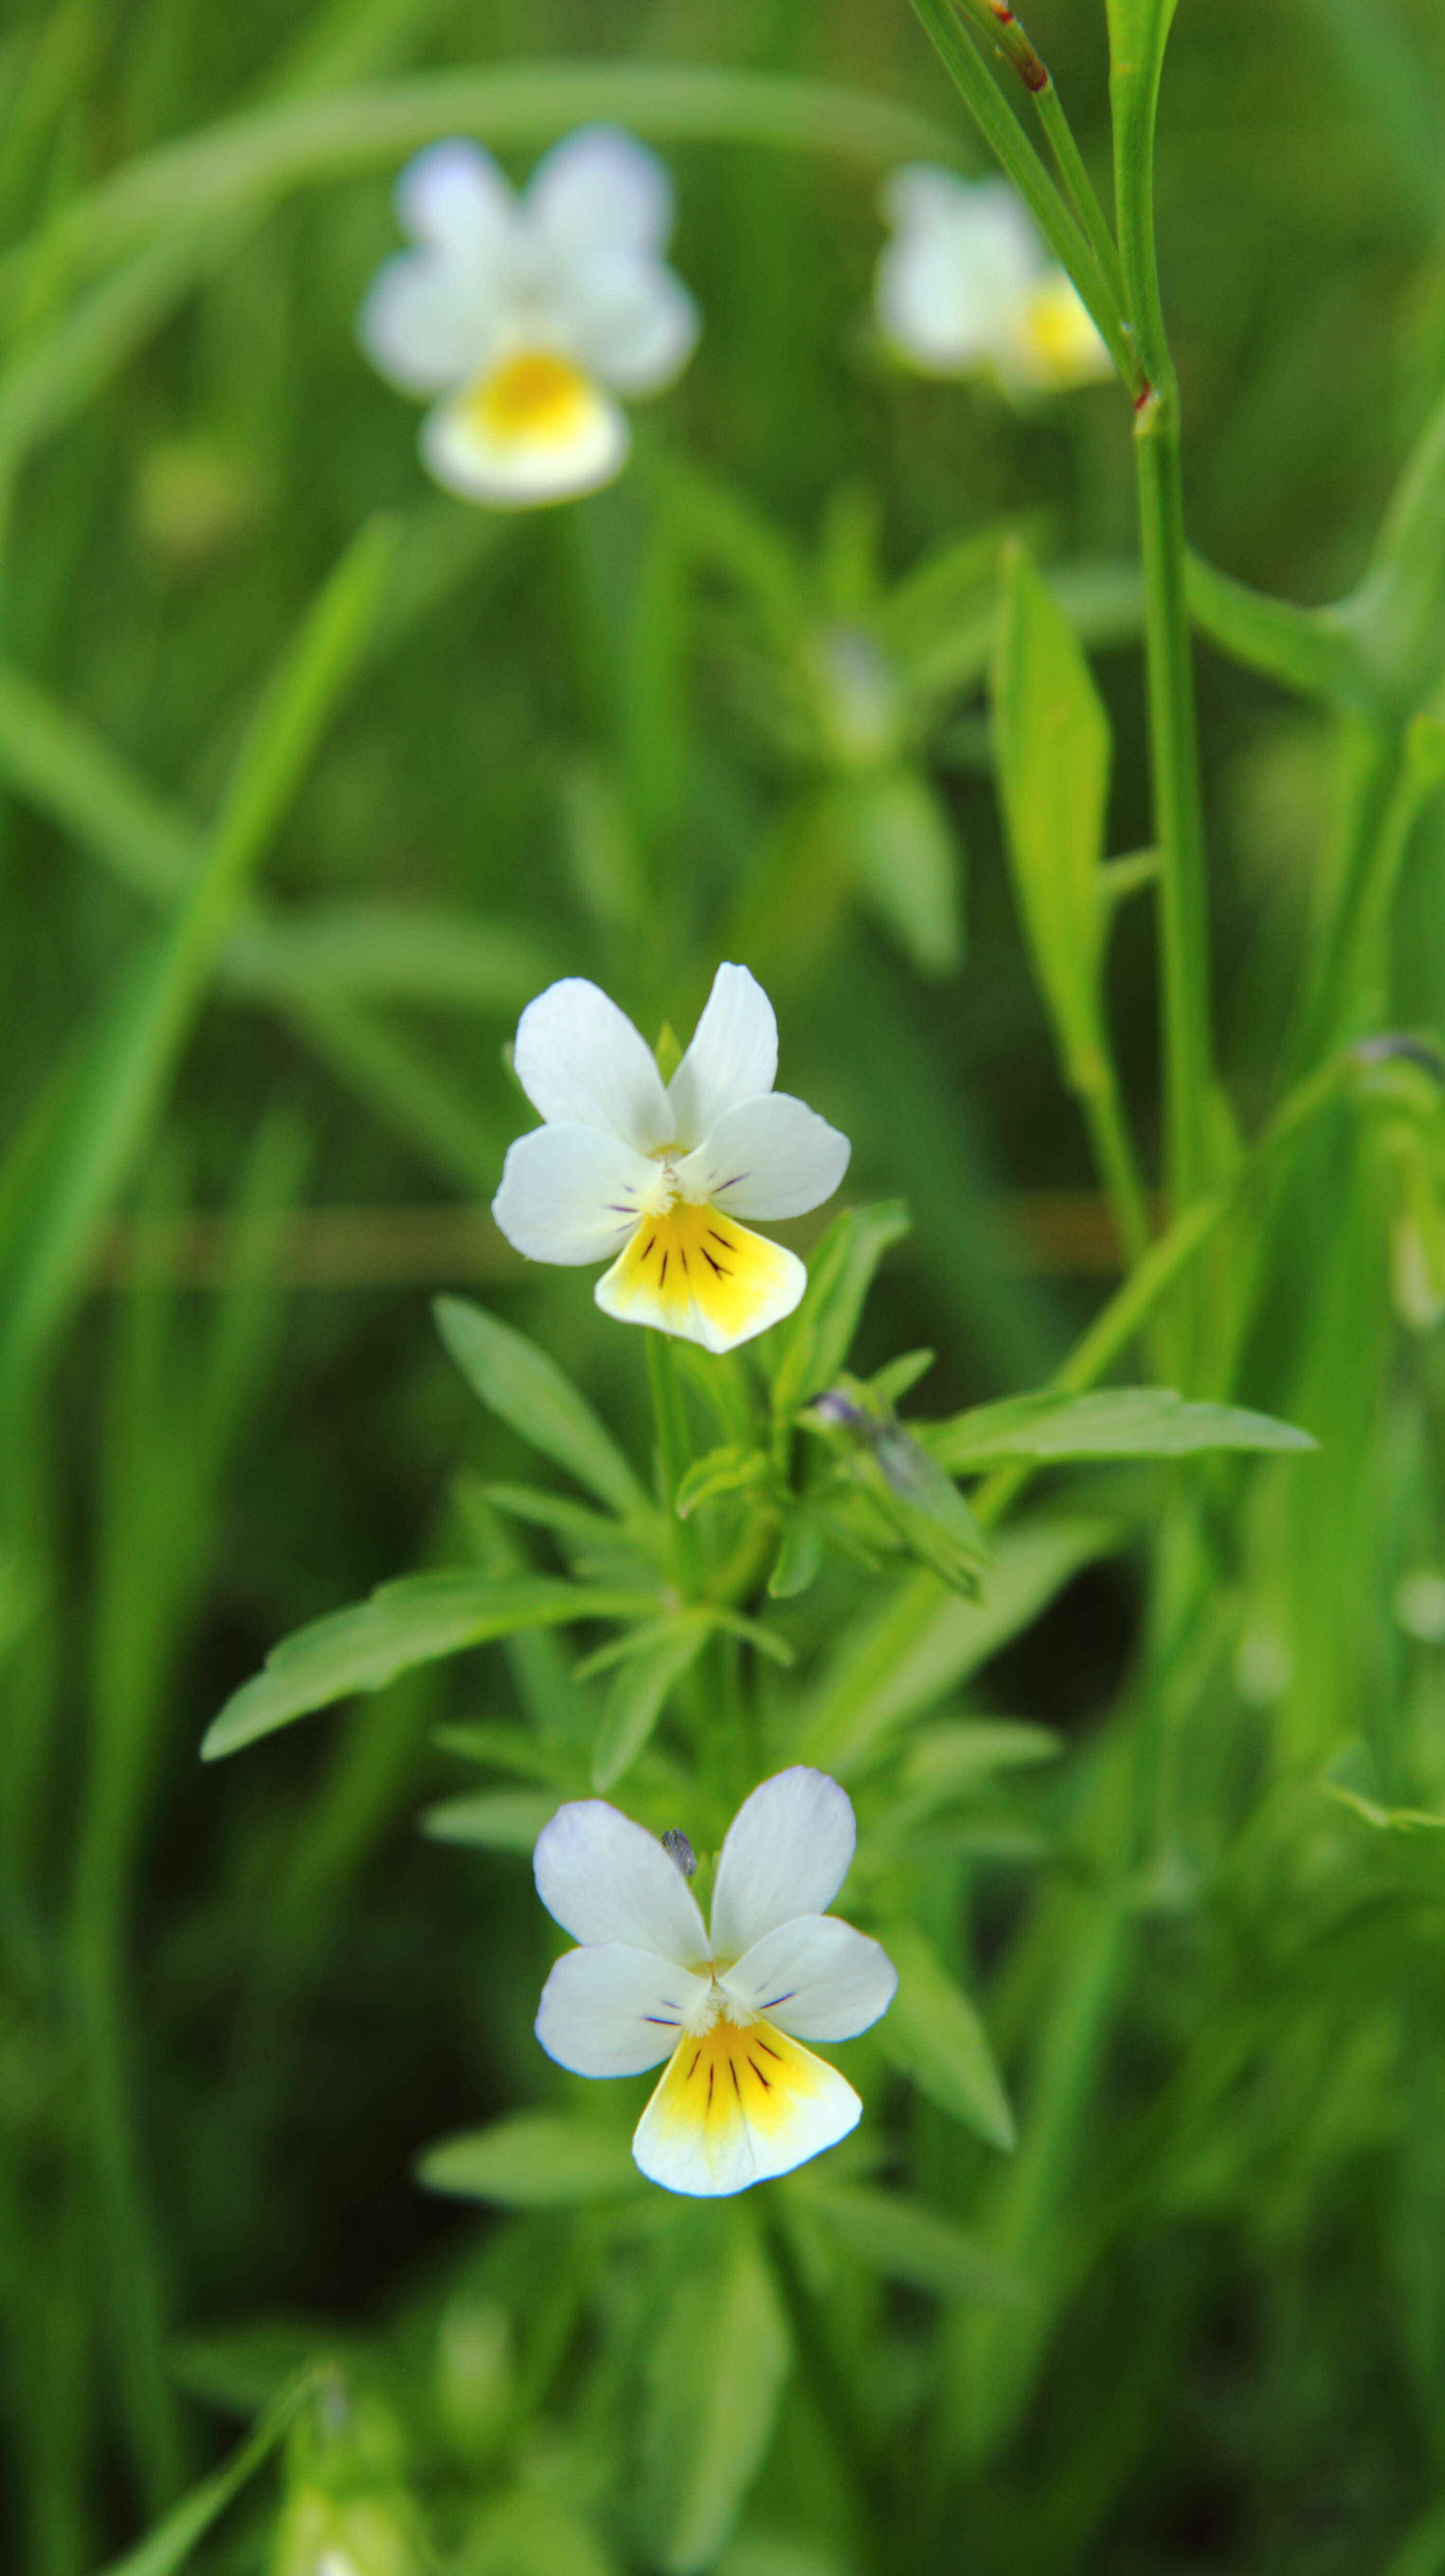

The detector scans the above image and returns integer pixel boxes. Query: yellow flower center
[1018,277,1106,385]
[652,2015,830,2144]
[605,1202,793,1343]
[467,350,593,446]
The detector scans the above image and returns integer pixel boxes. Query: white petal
[595,1208,805,1354]
[667,963,778,1148]
[879,162,971,233]
[719,1914,898,2043]
[359,251,500,395]
[708,1769,857,1965]
[558,250,699,395]
[421,376,630,508]
[512,979,672,1148]
[876,176,1042,378]
[633,2020,861,2196]
[674,1093,850,1222]
[534,1799,709,1964]
[528,125,674,258]
[491,1122,660,1266]
[535,1942,711,2077]
[396,139,516,256]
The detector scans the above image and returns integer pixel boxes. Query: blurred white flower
[875,167,1113,397]
[358,126,698,507]
[534,1768,897,2197]
[491,963,850,1353]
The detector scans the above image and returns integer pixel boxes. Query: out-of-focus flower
[358,126,698,507]
[875,168,1113,397]
[533,1768,897,2196]
[491,963,849,1352]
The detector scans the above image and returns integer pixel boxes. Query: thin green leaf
[418,2114,640,2207]
[878,1925,1015,2152]
[676,1445,771,1519]
[833,766,963,978]
[930,1386,1316,1467]
[97,2370,320,2576]
[591,1615,711,1791]
[769,1201,912,1415]
[435,1297,647,1517]
[203,1575,654,1759]
[419,1789,557,1851]
[644,2217,792,2576]
[795,1519,1118,1776]
[787,2176,1022,2306]
[991,541,1111,1095]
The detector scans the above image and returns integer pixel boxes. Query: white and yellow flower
[358,126,698,507]
[534,1768,896,2197]
[491,963,850,1353]
[875,167,1112,397]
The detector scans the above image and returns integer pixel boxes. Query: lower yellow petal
[422,349,628,507]
[632,2016,860,2197]
[595,1203,804,1354]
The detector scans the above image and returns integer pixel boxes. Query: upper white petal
[879,163,973,234]
[876,174,1043,377]
[513,978,672,1149]
[674,1093,850,1222]
[527,125,675,259]
[708,1768,857,1964]
[558,250,699,395]
[359,252,502,395]
[421,378,630,508]
[396,139,517,256]
[534,1799,709,1964]
[535,1941,710,2076]
[667,963,778,1147]
[491,1122,660,1265]
[719,1914,898,2042]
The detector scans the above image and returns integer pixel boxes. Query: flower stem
[645,1331,699,1594]
[1109,24,1215,1266]
[907,0,1141,394]
[1078,1067,1152,1273]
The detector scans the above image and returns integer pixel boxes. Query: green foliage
[6,2,1445,2572]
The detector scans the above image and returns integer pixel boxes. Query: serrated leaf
[202,1574,654,1759]
[786,2176,1022,2306]
[418,2114,640,2207]
[591,1616,711,1791]
[435,1298,646,1516]
[644,2219,792,2575]
[991,542,1110,1094]
[420,1789,557,1851]
[929,1386,1316,1468]
[879,1925,1015,2151]
[769,1201,911,1415]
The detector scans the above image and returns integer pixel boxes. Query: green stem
[646,1333,699,1594]
[907,0,1141,394]
[973,1047,1360,1529]
[952,0,1129,318]
[1078,1069,1152,1273]
[1132,410,1213,1228]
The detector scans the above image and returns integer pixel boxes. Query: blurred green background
[6,1,1445,2570]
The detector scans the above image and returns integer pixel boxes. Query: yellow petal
[632,2015,860,2196]
[595,1202,804,1353]
[422,349,628,506]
